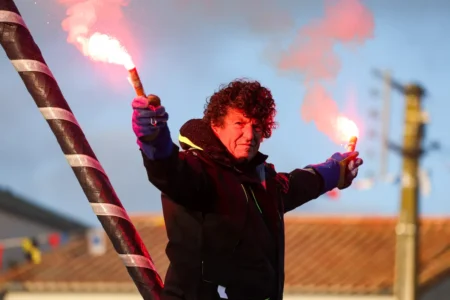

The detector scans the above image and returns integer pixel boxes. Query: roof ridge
[0,189,88,230]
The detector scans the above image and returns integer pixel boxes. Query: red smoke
[58,0,138,90]
[174,0,373,145]
[56,0,374,142]
[59,0,129,46]
[279,0,374,144]
[58,0,134,65]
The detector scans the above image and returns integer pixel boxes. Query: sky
[1,0,449,227]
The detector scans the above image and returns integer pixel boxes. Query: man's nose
[242,124,254,140]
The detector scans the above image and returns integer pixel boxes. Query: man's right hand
[131,96,173,160]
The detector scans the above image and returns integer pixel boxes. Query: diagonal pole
[0,1,163,299]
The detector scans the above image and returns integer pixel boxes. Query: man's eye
[235,122,243,126]
[253,125,262,132]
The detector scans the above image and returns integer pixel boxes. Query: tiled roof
[1,215,450,295]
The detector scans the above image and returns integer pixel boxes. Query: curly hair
[203,79,277,138]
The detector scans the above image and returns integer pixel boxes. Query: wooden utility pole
[393,84,426,300]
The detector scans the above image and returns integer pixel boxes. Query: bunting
[87,228,106,256]
[22,237,41,264]
[0,229,96,269]
[0,244,3,270]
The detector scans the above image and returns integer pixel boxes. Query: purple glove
[307,151,363,193]
[131,96,173,160]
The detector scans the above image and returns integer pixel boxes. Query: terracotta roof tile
[1,215,450,295]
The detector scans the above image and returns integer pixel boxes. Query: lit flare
[77,32,135,70]
[75,32,147,97]
[335,116,359,152]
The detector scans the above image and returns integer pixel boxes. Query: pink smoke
[58,0,139,88]
[279,0,374,143]
[58,0,133,60]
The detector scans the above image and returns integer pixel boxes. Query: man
[132,79,363,300]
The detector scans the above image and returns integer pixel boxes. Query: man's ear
[210,122,220,135]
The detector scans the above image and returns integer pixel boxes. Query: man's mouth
[240,146,252,151]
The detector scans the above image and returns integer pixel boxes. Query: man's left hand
[307,151,363,193]
[332,152,363,189]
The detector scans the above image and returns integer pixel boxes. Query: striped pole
[0,1,163,299]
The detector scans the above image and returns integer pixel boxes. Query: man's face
[211,108,263,162]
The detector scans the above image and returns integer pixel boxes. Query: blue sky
[1,0,449,226]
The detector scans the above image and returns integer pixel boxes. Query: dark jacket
[141,119,324,300]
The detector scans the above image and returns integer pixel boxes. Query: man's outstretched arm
[279,152,363,213]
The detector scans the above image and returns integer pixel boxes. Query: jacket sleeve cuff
[306,160,340,193]
[138,125,174,160]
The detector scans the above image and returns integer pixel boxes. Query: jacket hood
[178,119,268,170]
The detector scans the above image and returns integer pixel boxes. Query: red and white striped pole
[0,2,163,299]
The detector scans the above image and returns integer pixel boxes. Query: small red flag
[326,188,340,200]
[0,244,3,270]
[48,233,61,249]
